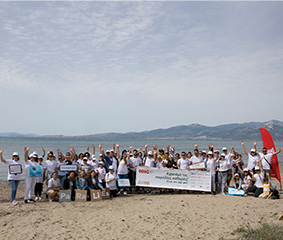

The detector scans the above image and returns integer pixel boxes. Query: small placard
[59,190,72,202]
[75,190,87,202]
[228,187,245,196]
[90,190,102,202]
[29,166,42,177]
[117,178,131,187]
[9,164,22,175]
[189,161,205,170]
[102,188,111,199]
[60,165,78,172]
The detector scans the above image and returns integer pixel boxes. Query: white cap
[99,154,103,157]
[255,166,260,170]
[109,166,114,170]
[148,151,153,155]
[83,157,88,161]
[243,168,248,172]
[207,151,213,155]
[12,152,19,156]
[202,150,207,154]
[110,149,115,153]
[162,160,168,164]
[215,150,219,153]
[222,147,227,151]
[250,148,256,152]
[32,151,38,156]
[220,153,226,157]
[38,156,43,159]
[29,153,36,158]
[99,161,104,165]
[130,153,133,156]
[106,150,110,153]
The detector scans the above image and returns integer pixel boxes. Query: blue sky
[1,1,283,136]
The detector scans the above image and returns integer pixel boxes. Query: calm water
[1,137,282,182]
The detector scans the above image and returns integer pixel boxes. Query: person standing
[0,150,23,206]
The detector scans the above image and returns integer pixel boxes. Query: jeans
[58,175,66,189]
[218,171,228,192]
[8,180,20,202]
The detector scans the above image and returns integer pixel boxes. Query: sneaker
[29,199,36,203]
[123,191,128,196]
[35,197,39,201]
[12,200,18,206]
[38,197,42,201]
[24,199,29,204]
[222,192,226,196]
[11,201,15,206]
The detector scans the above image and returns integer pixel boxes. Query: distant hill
[1,120,283,140]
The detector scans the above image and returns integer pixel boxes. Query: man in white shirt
[129,149,142,192]
[190,149,203,165]
[178,152,190,170]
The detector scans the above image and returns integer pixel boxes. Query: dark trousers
[248,185,263,197]
[34,183,43,197]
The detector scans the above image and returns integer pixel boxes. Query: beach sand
[0,163,283,240]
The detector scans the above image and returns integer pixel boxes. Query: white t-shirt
[105,172,117,190]
[254,172,264,188]
[224,153,233,170]
[145,157,155,168]
[5,160,23,181]
[179,158,190,170]
[43,160,57,173]
[97,167,106,181]
[48,178,60,189]
[57,162,67,176]
[89,160,99,171]
[25,160,38,178]
[206,158,215,174]
[243,175,252,185]
[218,158,231,172]
[129,156,142,171]
[247,153,260,170]
[117,159,129,175]
[259,153,272,170]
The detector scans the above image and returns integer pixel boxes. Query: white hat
[29,153,36,158]
[92,155,96,158]
[250,148,256,152]
[130,153,133,156]
[162,160,168,164]
[92,157,97,161]
[222,147,227,151]
[202,150,207,154]
[148,151,153,155]
[207,151,213,155]
[110,149,115,152]
[99,161,104,165]
[83,157,88,161]
[99,154,103,157]
[243,168,248,172]
[255,166,260,170]
[215,150,219,153]
[12,152,19,156]
[38,156,43,159]
[220,153,226,157]
[109,166,114,170]
[106,150,110,153]
[32,151,38,156]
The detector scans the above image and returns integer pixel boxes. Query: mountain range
[1,120,283,140]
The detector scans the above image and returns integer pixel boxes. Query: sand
[1,163,283,240]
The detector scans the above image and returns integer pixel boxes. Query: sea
[1,137,282,182]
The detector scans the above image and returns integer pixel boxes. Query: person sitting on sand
[233,173,242,190]
[0,150,23,206]
[236,166,252,195]
[88,170,104,191]
[259,176,270,199]
[47,172,60,202]
[247,159,264,197]
[63,171,77,200]
[76,170,88,190]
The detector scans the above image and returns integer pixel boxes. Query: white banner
[136,167,211,192]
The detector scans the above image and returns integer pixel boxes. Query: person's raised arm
[0,149,6,164]
[99,144,103,155]
[112,143,116,152]
[194,143,198,150]
[24,146,30,162]
[92,144,95,156]
[272,148,283,157]
[57,149,65,161]
[241,141,248,156]
[86,145,89,153]
[144,144,148,158]
[116,144,120,159]
[41,147,45,158]
[128,146,133,160]
[236,161,244,174]
[152,145,157,162]
[167,145,170,154]
[253,141,257,151]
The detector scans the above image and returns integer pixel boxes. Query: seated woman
[87,170,104,191]
[76,170,88,190]
[47,172,61,202]
[63,171,77,200]
[236,165,252,195]
[233,173,242,190]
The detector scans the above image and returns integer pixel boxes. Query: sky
[0,1,283,136]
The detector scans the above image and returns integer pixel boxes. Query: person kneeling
[47,172,61,202]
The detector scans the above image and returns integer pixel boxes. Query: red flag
[259,128,281,184]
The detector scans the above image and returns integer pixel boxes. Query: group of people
[1,141,282,206]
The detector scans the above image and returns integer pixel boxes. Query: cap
[162,160,168,164]
[109,166,114,170]
[32,151,38,156]
[83,157,88,161]
[106,150,110,153]
[255,166,260,170]
[38,156,43,159]
[234,173,239,177]
[110,149,115,153]
[243,168,248,172]
[12,152,19,156]
[207,151,213,155]
[92,158,97,161]
[29,154,36,158]
[99,154,103,157]
[92,155,96,159]
[250,148,256,153]
[99,161,104,165]
[220,153,226,157]
[202,150,207,154]
[222,147,227,151]
[148,151,153,155]
[215,150,219,153]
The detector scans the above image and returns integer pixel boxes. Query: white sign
[9,164,22,175]
[117,178,131,187]
[136,167,211,192]
[60,165,78,172]
[189,161,205,170]
[227,187,245,196]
